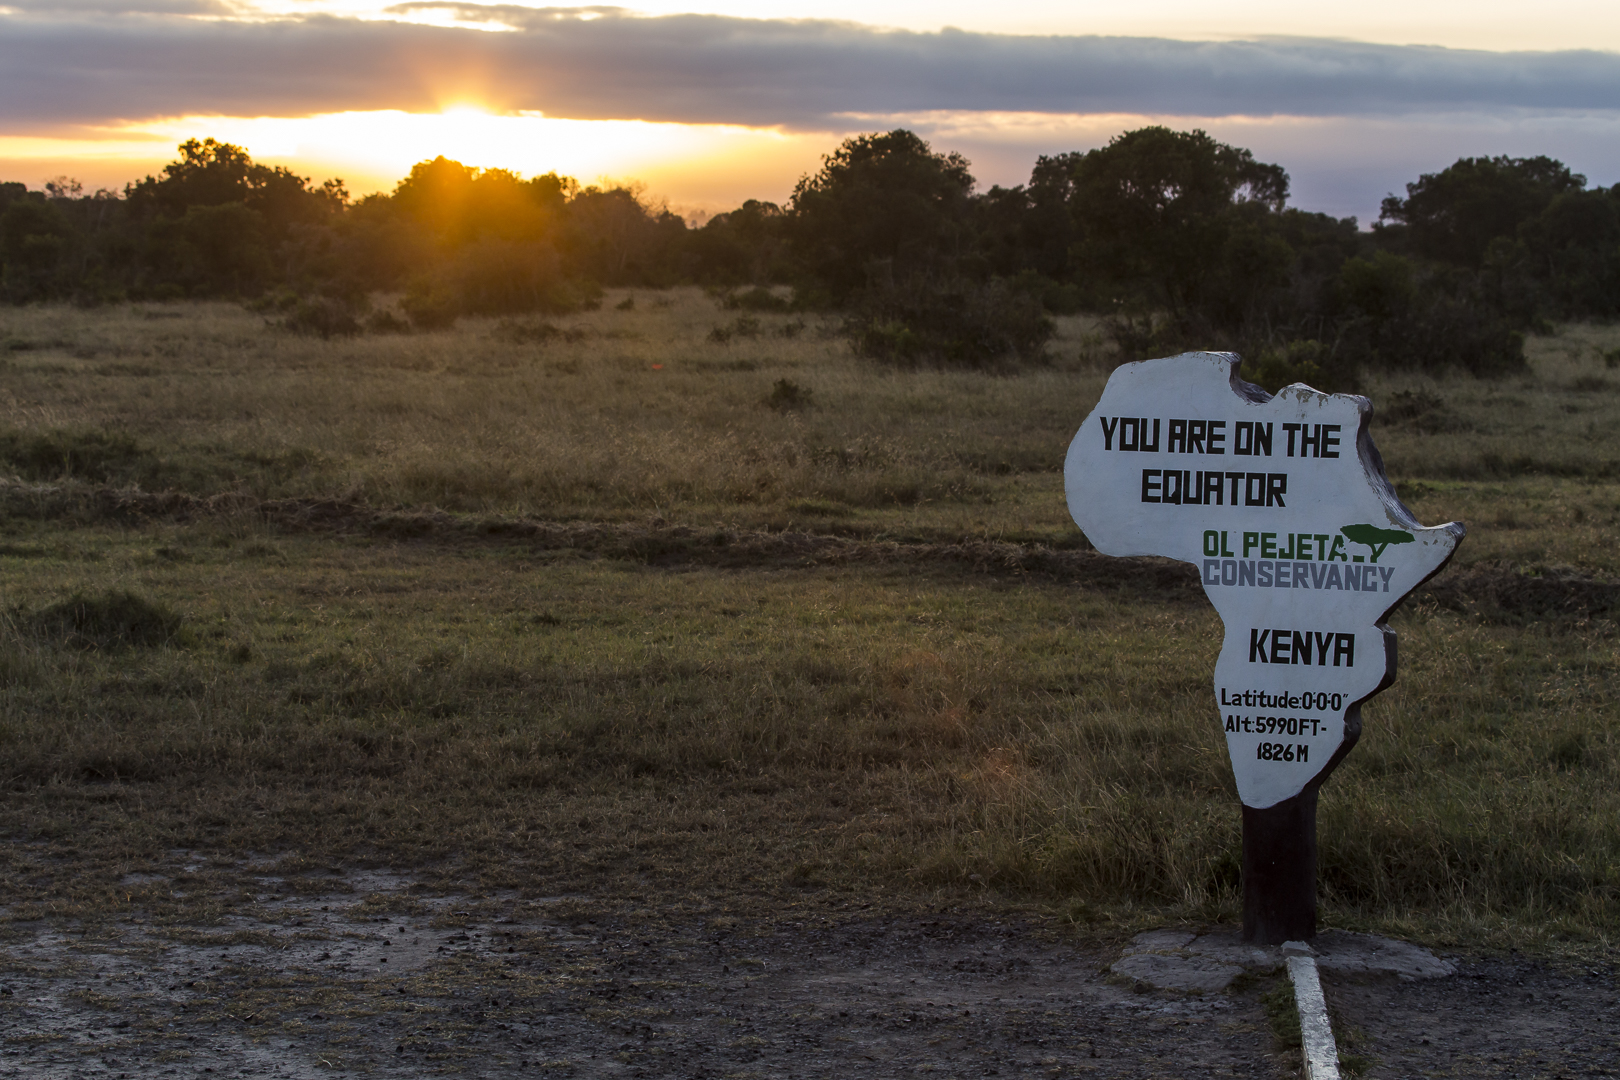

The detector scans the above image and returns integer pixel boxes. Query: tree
[1379,155,1586,268]
[787,130,975,302]
[127,138,339,237]
[687,200,788,285]
[0,196,74,302]
[391,158,575,245]
[1061,127,1291,326]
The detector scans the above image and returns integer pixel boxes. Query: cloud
[1,0,234,14]
[1,7,1618,131]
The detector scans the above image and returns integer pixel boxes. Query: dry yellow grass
[0,295,1615,949]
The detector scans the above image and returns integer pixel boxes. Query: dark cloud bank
[1,5,1618,131]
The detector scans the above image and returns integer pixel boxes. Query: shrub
[721,286,794,312]
[281,296,361,338]
[363,309,412,334]
[400,281,459,330]
[1240,340,1326,393]
[845,275,1053,368]
[765,378,813,411]
[708,316,762,344]
[27,590,183,650]
[492,319,587,345]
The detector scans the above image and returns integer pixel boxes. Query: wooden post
[1242,790,1318,944]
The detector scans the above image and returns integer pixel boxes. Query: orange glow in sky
[1,3,1616,223]
[0,109,835,219]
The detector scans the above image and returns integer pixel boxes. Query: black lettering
[1292,630,1311,666]
[1140,469,1162,503]
[1254,423,1273,456]
[1314,632,1332,666]
[1203,471,1224,505]
[1226,471,1244,505]
[1187,419,1206,454]
[1245,473,1266,506]
[1101,416,1119,450]
[1297,744,1309,763]
[1266,473,1287,507]
[1301,424,1321,457]
[1120,417,1139,451]
[1234,421,1254,456]
[1334,633,1356,667]
[1167,418,1187,454]
[1322,424,1341,458]
[1140,417,1161,452]
[1270,629,1291,665]
[1249,628,1270,663]
[1162,469,1183,505]
[1283,422,1301,456]
[1207,421,1227,454]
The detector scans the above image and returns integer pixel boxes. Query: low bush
[27,590,183,651]
[845,275,1053,368]
[720,286,794,313]
[765,378,813,411]
[281,296,361,338]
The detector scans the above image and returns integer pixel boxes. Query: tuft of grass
[1261,978,1301,1049]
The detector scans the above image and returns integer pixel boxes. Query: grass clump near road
[0,292,1615,954]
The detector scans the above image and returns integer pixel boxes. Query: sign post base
[1242,790,1318,944]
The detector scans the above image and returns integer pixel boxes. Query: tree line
[3,129,1617,381]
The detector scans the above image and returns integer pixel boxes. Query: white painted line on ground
[1286,951,1340,1080]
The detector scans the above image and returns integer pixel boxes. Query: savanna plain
[0,291,1616,1078]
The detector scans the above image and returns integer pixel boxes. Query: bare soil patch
[1,861,1615,1079]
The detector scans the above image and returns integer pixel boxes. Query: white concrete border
[1286,951,1340,1080]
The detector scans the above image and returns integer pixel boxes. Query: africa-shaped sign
[1065,352,1464,810]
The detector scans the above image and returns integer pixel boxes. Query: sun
[125,109,825,210]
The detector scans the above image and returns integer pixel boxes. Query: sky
[1,1,1618,224]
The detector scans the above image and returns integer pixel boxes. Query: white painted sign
[1065,352,1463,809]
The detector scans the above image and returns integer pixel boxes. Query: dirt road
[1,865,1615,1078]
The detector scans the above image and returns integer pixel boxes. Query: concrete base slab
[1111,926,1454,991]
[1111,953,1246,992]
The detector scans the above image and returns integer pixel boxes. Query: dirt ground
[0,861,1615,1079]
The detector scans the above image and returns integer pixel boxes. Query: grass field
[0,290,1616,953]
